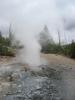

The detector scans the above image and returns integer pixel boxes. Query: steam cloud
[0,0,75,66]
[12,22,42,68]
[17,33,41,67]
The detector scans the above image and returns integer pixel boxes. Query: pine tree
[39,25,54,47]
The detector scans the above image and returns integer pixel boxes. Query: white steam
[13,22,43,68]
[24,38,41,66]
[19,37,42,67]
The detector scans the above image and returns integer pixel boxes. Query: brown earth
[0,54,75,66]
[41,54,75,66]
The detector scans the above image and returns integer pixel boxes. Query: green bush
[41,41,75,59]
[0,45,15,56]
[70,41,75,58]
[0,32,15,56]
[41,43,63,54]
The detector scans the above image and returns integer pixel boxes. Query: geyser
[14,23,42,69]
[19,36,42,68]
[24,38,41,67]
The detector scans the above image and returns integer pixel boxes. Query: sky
[0,0,75,43]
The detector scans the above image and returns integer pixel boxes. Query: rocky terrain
[0,54,75,100]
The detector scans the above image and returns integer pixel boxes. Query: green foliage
[0,34,11,47]
[62,41,75,58]
[42,41,75,59]
[69,41,75,58]
[0,45,15,56]
[41,43,63,54]
[0,32,15,56]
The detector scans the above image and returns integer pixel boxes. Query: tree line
[0,25,75,59]
[39,26,75,59]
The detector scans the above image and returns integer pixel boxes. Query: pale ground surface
[0,54,75,65]
[41,54,75,65]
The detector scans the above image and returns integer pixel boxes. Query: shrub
[41,43,63,54]
[70,41,75,58]
[41,41,75,59]
[0,32,15,56]
[0,45,15,56]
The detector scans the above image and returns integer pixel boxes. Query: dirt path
[0,54,75,66]
[41,54,75,65]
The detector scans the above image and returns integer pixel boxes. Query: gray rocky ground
[0,54,75,100]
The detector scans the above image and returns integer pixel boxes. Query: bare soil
[41,54,75,65]
[0,54,75,66]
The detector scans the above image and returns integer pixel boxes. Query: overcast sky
[0,0,75,43]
